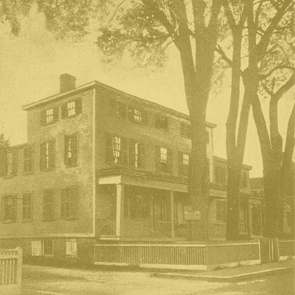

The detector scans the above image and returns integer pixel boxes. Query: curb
[152,266,294,282]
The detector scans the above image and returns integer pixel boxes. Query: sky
[0,7,294,177]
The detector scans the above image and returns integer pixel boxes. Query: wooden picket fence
[0,248,22,295]
[94,241,260,269]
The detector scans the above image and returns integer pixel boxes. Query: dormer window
[61,98,82,118]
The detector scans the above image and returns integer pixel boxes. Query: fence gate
[0,248,22,295]
[259,239,271,263]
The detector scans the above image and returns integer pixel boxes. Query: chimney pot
[60,74,76,93]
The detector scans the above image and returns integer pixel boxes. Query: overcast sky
[0,8,294,177]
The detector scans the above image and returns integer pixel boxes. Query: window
[129,140,144,169]
[5,150,18,177]
[66,239,77,256]
[65,134,78,167]
[31,241,42,256]
[155,115,168,131]
[105,134,128,165]
[43,239,54,256]
[251,204,261,235]
[216,199,226,223]
[178,152,189,176]
[22,193,32,221]
[43,189,55,220]
[3,195,17,222]
[128,107,148,124]
[125,194,150,219]
[180,123,191,138]
[40,140,55,170]
[61,98,82,118]
[40,107,58,125]
[156,146,172,173]
[61,186,79,219]
[109,99,126,118]
[239,203,249,234]
[24,145,33,173]
[215,165,227,184]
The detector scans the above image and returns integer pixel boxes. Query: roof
[22,79,217,128]
[214,156,252,170]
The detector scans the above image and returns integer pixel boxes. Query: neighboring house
[0,74,254,264]
[250,170,295,238]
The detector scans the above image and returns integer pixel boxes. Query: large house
[0,74,259,264]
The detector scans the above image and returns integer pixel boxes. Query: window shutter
[129,139,135,167]
[140,143,145,169]
[12,196,17,221]
[53,107,59,121]
[64,136,69,166]
[76,98,82,115]
[40,143,45,170]
[105,133,112,164]
[72,134,78,165]
[61,103,68,118]
[0,151,6,177]
[49,141,55,168]
[142,111,148,125]
[168,148,173,174]
[40,110,46,125]
[127,107,134,121]
[121,137,128,165]
[0,196,4,222]
[12,150,18,175]
[61,189,66,218]
[155,146,160,172]
[71,186,79,218]
[178,152,183,176]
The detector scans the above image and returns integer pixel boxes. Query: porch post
[116,184,124,237]
[170,191,175,238]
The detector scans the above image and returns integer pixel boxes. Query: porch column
[116,184,124,237]
[170,191,175,238]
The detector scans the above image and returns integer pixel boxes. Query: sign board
[184,209,201,221]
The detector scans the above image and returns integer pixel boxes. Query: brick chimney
[60,74,76,93]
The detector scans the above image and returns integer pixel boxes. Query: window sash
[31,241,42,256]
[22,193,32,220]
[43,239,54,255]
[65,135,78,167]
[4,196,16,221]
[61,186,78,219]
[24,146,33,173]
[66,239,77,256]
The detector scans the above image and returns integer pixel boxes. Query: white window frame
[66,239,77,256]
[31,240,42,256]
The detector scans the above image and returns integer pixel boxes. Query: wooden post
[116,184,124,237]
[170,191,175,238]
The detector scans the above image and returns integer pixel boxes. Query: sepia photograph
[0,1,294,294]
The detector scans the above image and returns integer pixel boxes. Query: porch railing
[0,248,22,295]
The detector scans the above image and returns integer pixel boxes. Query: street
[21,264,295,295]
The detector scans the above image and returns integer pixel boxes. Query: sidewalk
[153,259,295,282]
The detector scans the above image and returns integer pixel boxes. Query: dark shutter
[142,110,148,125]
[49,141,55,169]
[75,98,82,115]
[127,107,134,121]
[167,148,173,174]
[61,103,68,118]
[71,186,79,218]
[53,107,59,122]
[40,143,45,170]
[72,134,78,165]
[0,151,6,177]
[61,189,66,218]
[178,152,183,176]
[105,133,113,164]
[155,146,160,172]
[0,196,4,222]
[121,137,128,165]
[64,136,69,166]
[40,110,46,125]
[129,139,135,167]
[12,196,17,221]
[12,150,18,175]
[140,143,145,169]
